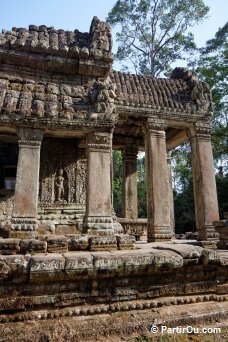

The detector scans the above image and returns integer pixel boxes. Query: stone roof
[0,16,213,122]
[111,70,213,114]
[0,17,113,76]
[0,67,213,123]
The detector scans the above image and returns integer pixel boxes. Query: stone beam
[166,128,188,150]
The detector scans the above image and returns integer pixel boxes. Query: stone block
[121,250,155,272]
[20,239,47,254]
[116,235,136,250]
[154,243,203,264]
[149,248,183,268]
[55,225,78,235]
[214,220,228,250]
[64,252,93,277]
[0,238,20,255]
[0,258,11,279]
[46,235,68,253]
[89,236,117,251]
[66,234,89,251]
[2,255,30,275]
[30,254,65,281]
[92,252,124,274]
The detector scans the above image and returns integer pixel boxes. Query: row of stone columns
[11,119,219,241]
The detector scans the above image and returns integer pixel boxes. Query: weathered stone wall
[0,244,227,329]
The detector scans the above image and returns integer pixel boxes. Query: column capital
[143,118,167,138]
[188,120,212,141]
[86,130,112,153]
[17,127,44,147]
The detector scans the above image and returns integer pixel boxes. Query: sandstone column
[144,118,172,242]
[84,130,113,234]
[12,128,44,237]
[122,145,138,219]
[189,121,219,241]
[167,150,175,238]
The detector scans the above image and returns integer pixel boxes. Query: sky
[0,0,227,70]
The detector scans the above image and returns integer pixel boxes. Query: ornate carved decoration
[190,81,213,114]
[88,76,117,123]
[39,138,86,205]
[90,16,112,53]
[143,118,167,139]
[188,120,212,142]
[76,156,87,205]
[86,131,112,152]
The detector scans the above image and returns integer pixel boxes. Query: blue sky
[0,0,227,69]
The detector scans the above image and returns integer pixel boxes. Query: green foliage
[194,21,228,168]
[112,150,123,217]
[172,143,195,234]
[107,0,209,76]
[137,156,147,218]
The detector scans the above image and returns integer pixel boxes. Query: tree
[112,150,123,217]
[107,0,209,76]
[195,22,228,169]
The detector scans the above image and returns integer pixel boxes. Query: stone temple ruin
[0,17,227,339]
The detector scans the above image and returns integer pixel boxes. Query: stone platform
[0,241,227,340]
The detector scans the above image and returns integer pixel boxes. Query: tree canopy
[107,0,209,76]
[195,21,228,168]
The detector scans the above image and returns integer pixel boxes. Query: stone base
[147,226,172,242]
[0,234,135,255]
[46,236,68,253]
[119,218,147,241]
[116,234,136,250]
[0,243,227,340]
[197,225,220,241]
[83,216,114,233]
[0,301,227,341]
[214,220,228,250]
[194,240,219,249]
[89,236,117,251]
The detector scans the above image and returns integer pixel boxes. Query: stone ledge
[0,234,136,255]
[0,244,227,283]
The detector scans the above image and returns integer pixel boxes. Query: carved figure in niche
[54,168,69,203]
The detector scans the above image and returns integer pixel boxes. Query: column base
[197,225,219,241]
[147,226,172,242]
[83,216,114,235]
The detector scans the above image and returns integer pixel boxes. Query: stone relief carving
[76,158,87,205]
[191,81,213,114]
[90,16,112,52]
[89,76,117,122]
[54,168,69,203]
[39,138,87,205]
